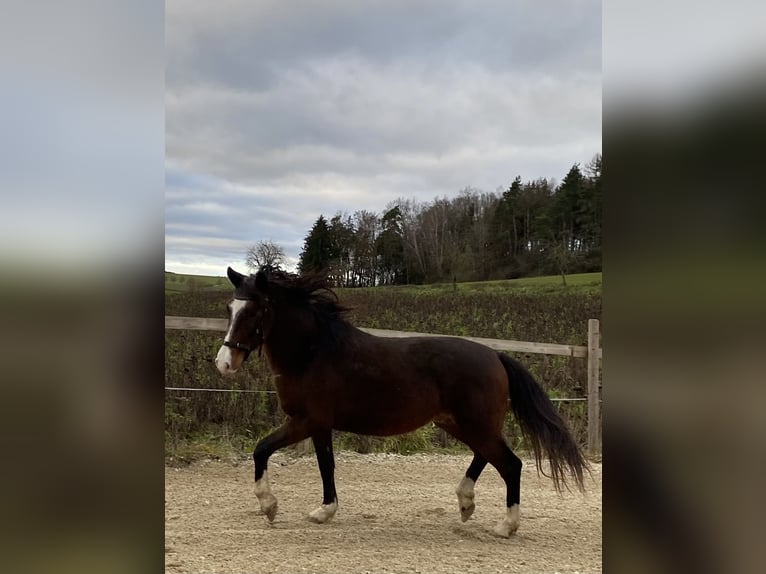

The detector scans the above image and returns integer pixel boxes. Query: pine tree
[578,154,602,266]
[376,206,405,285]
[298,215,333,274]
[551,164,585,251]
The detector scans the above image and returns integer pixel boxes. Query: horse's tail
[498,352,587,492]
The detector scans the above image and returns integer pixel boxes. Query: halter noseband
[223,339,255,360]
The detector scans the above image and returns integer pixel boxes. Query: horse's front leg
[252,417,312,522]
[308,430,338,524]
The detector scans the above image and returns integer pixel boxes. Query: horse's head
[215,266,274,376]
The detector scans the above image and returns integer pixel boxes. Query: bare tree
[548,238,582,286]
[245,240,286,271]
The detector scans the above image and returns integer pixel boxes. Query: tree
[327,213,355,286]
[550,164,585,252]
[396,198,427,284]
[298,215,333,275]
[351,210,379,286]
[459,190,497,281]
[494,176,523,262]
[578,153,602,270]
[547,240,581,286]
[294,152,600,285]
[245,240,286,271]
[419,197,452,282]
[376,206,405,285]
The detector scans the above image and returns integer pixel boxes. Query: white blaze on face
[215,299,250,376]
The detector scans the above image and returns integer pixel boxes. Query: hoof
[260,494,278,522]
[493,504,520,538]
[307,501,337,524]
[456,476,476,522]
[459,501,475,522]
[492,520,518,538]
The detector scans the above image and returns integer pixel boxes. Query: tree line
[292,155,601,286]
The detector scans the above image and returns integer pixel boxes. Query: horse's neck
[265,307,318,375]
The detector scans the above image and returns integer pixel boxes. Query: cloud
[165,0,601,275]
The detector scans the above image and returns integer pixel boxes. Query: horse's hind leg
[456,452,487,522]
[436,422,487,522]
[443,421,523,536]
[474,436,523,537]
[308,430,338,524]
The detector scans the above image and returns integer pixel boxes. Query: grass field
[164,271,230,295]
[165,270,602,296]
[361,272,602,295]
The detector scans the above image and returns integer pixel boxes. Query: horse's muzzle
[215,344,243,376]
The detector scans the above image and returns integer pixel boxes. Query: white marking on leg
[215,300,249,375]
[493,504,520,538]
[308,500,338,524]
[456,476,476,522]
[254,471,278,522]
[254,471,272,497]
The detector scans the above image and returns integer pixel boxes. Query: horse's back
[392,335,509,406]
[328,332,509,435]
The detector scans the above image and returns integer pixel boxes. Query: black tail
[498,353,588,492]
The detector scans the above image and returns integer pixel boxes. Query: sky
[165,0,602,276]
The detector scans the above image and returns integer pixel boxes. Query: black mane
[262,269,352,348]
[264,269,347,313]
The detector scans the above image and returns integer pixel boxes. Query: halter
[223,339,256,360]
[223,295,270,361]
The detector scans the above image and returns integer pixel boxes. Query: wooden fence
[165,316,602,455]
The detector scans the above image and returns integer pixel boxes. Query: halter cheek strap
[223,297,270,361]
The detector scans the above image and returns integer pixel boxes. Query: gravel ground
[165,452,601,574]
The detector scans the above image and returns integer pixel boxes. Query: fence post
[587,319,601,456]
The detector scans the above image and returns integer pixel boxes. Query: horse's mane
[262,268,351,347]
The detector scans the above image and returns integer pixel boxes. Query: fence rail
[164,316,603,359]
[165,315,602,454]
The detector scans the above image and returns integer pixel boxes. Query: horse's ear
[255,270,269,293]
[227,266,245,288]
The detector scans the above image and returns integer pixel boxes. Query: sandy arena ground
[165,452,601,573]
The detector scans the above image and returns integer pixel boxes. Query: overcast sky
[165,0,602,276]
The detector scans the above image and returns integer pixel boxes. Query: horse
[215,267,587,537]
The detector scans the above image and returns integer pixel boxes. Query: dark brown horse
[215,267,586,537]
